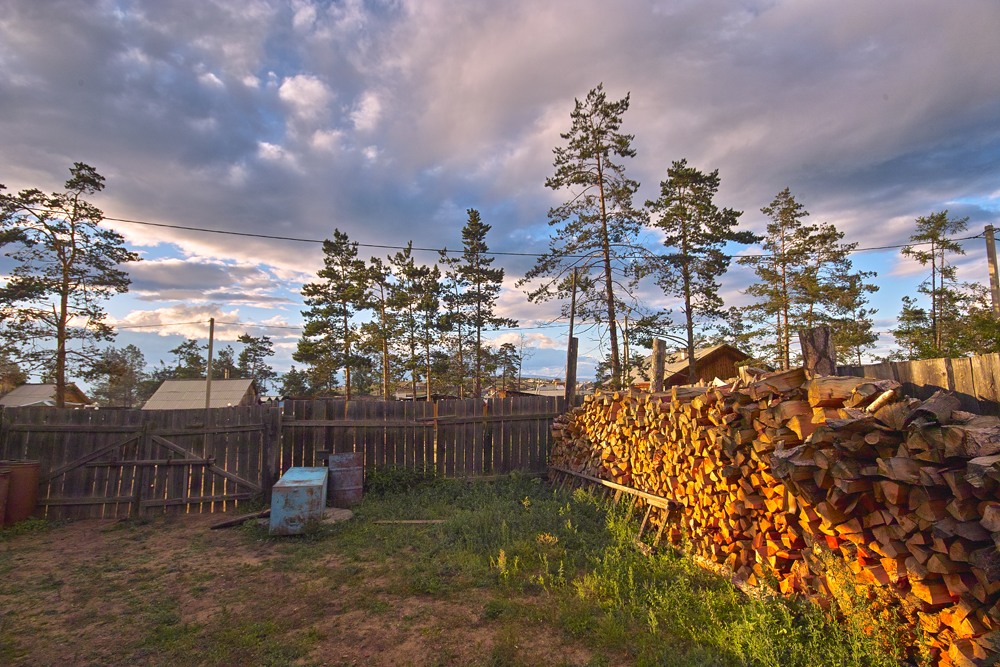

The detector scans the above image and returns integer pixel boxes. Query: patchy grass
[0,474,911,666]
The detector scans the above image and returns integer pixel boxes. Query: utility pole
[986,225,1000,318]
[205,317,215,409]
[565,267,578,403]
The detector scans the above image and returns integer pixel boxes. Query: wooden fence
[0,395,570,520]
[0,405,280,521]
[839,352,1000,416]
[279,396,567,476]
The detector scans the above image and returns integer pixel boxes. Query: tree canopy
[647,159,757,382]
[738,188,877,369]
[0,163,140,406]
[519,83,644,388]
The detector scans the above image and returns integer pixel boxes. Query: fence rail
[839,352,1000,416]
[0,395,570,520]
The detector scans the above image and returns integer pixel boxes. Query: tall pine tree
[646,160,757,382]
[900,210,968,353]
[458,209,516,397]
[518,84,643,388]
[361,257,399,400]
[739,188,876,369]
[388,243,429,400]
[0,163,140,406]
[296,229,368,399]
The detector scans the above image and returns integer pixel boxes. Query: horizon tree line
[291,208,516,400]
[1,119,995,405]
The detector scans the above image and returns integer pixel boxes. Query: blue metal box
[269,467,329,535]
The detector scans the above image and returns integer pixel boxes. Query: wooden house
[633,344,750,389]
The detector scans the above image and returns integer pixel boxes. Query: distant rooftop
[0,383,92,408]
[142,378,257,410]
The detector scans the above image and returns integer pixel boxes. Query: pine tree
[296,229,369,399]
[415,263,442,400]
[169,339,207,378]
[85,344,148,408]
[280,366,311,397]
[388,243,430,400]
[739,188,877,369]
[438,248,470,397]
[213,346,238,380]
[458,209,516,397]
[518,84,643,388]
[237,333,277,393]
[646,160,757,382]
[362,257,400,400]
[901,210,968,352]
[0,163,140,406]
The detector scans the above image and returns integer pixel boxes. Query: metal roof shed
[142,378,258,410]
[0,383,93,408]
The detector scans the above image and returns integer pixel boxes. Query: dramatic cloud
[1,0,998,377]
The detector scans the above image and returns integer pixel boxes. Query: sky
[1,0,999,388]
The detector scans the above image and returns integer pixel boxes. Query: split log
[805,376,866,408]
[904,391,962,428]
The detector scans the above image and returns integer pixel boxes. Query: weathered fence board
[839,352,1000,416]
[0,405,273,520]
[0,395,571,521]
[280,396,567,478]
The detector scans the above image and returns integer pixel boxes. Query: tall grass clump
[322,470,915,665]
[550,492,916,666]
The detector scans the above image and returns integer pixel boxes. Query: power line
[115,320,205,330]
[92,211,984,260]
[113,318,569,335]
[102,215,547,257]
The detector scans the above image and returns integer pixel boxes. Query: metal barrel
[327,452,364,507]
[4,460,41,526]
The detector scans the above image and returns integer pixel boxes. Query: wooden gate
[0,405,280,520]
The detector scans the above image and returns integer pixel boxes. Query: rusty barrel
[4,460,40,526]
[327,452,364,507]
[0,462,10,526]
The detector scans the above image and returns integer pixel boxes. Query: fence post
[262,405,281,503]
[651,338,666,392]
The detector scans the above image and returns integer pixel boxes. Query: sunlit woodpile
[550,369,1000,665]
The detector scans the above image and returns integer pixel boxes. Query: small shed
[635,344,750,389]
[0,383,93,408]
[142,378,259,410]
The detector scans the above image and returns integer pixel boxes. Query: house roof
[662,344,738,371]
[632,344,749,384]
[0,383,92,407]
[142,379,257,410]
[661,344,749,379]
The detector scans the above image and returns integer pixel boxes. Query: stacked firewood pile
[550,368,1000,665]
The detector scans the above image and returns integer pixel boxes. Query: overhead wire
[90,211,985,260]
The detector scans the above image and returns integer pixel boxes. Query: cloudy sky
[2,0,999,385]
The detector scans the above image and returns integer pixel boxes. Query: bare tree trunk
[596,154,621,387]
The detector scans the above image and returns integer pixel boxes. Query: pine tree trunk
[595,154,621,387]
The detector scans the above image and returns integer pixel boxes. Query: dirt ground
[0,513,598,667]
